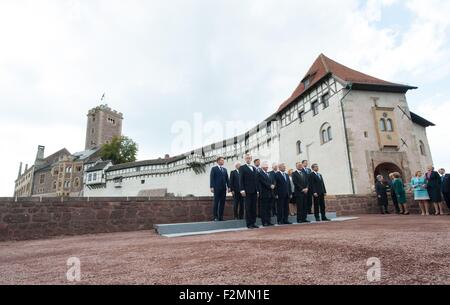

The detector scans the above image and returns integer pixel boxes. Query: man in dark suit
[440,169,450,211]
[269,163,279,217]
[257,161,275,226]
[254,159,261,218]
[230,162,244,220]
[292,162,310,223]
[309,163,330,222]
[274,163,292,225]
[302,160,313,214]
[240,154,259,229]
[210,157,230,222]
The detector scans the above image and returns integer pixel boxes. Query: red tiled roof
[277,54,415,112]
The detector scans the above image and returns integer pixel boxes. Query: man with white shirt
[274,163,293,225]
[210,157,230,222]
[308,163,330,222]
[257,161,275,226]
[269,163,279,217]
[239,154,259,229]
[302,160,313,214]
[292,162,310,223]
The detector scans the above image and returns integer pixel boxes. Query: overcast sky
[1,0,450,196]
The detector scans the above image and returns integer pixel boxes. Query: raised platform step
[154,212,338,236]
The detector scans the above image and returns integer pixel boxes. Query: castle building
[85,104,123,150]
[14,105,122,197]
[83,54,435,197]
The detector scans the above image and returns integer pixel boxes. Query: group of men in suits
[210,154,330,229]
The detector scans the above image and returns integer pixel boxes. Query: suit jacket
[257,170,274,199]
[210,166,229,192]
[375,181,388,201]
[442,174,450,193]
[292,170,309,197]
[309,172,327,195]
[239,164,258,194]
[229,169,241,193]
[274,171,292,198]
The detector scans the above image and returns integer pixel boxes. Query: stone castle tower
[85,104,123,150]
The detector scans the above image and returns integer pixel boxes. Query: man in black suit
[309,163,330,222]
[210,157,230,221]
[254,159,261,218]
[257,161,275,226]
[292,162,310,223]
[440,169,450,211]
[240,154,259,229]
[269,163,279,217]
[302,160,313,214]
[274,163,292,225]
[230,162,244,220]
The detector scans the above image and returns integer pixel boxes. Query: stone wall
[0,195,446,242]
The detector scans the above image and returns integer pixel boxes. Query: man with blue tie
[302,160,313,215]
[309,163,330,222]
[210,157,230,222]
[257,161,276,226]
[274,163,293,225]
[239,153,259,229]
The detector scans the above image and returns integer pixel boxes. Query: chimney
[25,164,28,172]
[18,162,23,178]
[165,154,170,159]
[35,145,45,162]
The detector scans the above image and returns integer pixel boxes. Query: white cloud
[0,0,450,195]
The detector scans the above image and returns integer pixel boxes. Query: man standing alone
[309,163,330,222]
[240,154,259,229]
[210,157,230,222]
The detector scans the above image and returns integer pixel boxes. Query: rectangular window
[93,173,97,181]
[312,101,319,116]
[88,174,92,182]
[299,110,305,123]
[322,93,330,109]
[39,174,45,184]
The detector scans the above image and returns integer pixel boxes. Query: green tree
[100,136,138,165]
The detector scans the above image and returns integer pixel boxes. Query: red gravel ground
[0,215,449,285]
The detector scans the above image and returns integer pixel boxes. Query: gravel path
[0,215,449,285]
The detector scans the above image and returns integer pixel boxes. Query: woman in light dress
[410,171,430,216]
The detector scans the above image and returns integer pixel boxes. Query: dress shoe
[267,223,274,226]
[300,220,311,223]
[247,226,256,229]
[251,225,259,229]
[284,221,293,225]
[315,218,321,222]
[322,218,331,221]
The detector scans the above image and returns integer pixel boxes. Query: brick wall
[0,195,446,241]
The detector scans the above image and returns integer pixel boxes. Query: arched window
[419,141,426,156]
[379,119,386,132]
[320,123,332,144]
[327,127,333,141]
[296,141,302,155]
[386,119,394,132]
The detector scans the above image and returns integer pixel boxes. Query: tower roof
[277,54,417,113]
